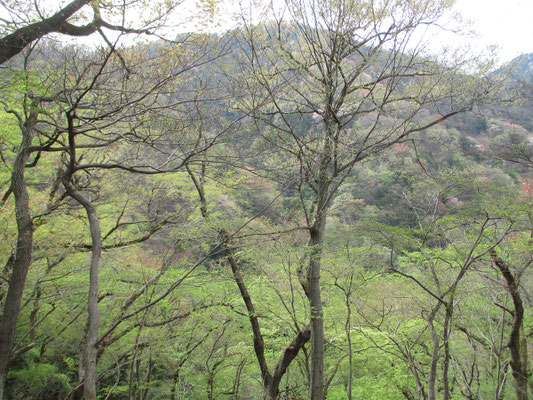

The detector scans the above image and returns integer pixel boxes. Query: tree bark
[427,303,442,400]
[308,225,325,400]
[62,111,102,400]
[222,232,310,399]
[490,251,529,400]
[63,179,102,400]
[307,150,330,400]
[0,0,91,64]
[0,110,37,400]
[442,302,453,400]
[268,326,311,399]
[222,231,272,388]
[188,167,310,399]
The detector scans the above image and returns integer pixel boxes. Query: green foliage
[1,11,531,400]
[7,362,71,399]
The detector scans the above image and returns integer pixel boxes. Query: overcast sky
[3,0,532,64]
[453,0,533,62]
[213,0,533,64]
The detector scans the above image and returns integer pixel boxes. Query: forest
[0,0,531,399]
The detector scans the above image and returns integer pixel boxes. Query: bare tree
[236,1,499,397]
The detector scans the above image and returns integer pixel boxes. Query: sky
[2,0,533,64]
[452,0,533,62]
[212,0,533,64]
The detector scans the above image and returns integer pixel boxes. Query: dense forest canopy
[0,0,531,399]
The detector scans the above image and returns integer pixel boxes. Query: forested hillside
[0,0,531,399]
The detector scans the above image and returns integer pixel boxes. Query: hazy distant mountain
[510,53,533,80]
[499,53,533,131]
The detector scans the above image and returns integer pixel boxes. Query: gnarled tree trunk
[0,109,37,400]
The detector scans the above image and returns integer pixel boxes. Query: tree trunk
[0,112,37,400]
[307,208,327,399]
[63,179,102,400]
[268,326,311,399]
[188,167,310,399]
[61,109,102,400]
[170,368,180,400]
[427,303,442,400]
[221,231,272,388]
[491,251,529,400]
[307,154,330,400]
[224,233,311,399]
[408,362,426,400]
[71,342,86,400]
[442,303,453,400]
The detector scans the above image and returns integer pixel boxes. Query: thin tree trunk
[72,342,86,400]
[223,234,310,399]
[0,110,37,400]
[188,167,310,399]
[63,179,102,400]
[427,303,442,400]
[170,368,180,400]
[346,301,353,400]
[408,361,426,400]
[268,326,311,399]
[442,302,453,400]
[220,232,272,387]
[491,251,528,400]
[62,110,102,400]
